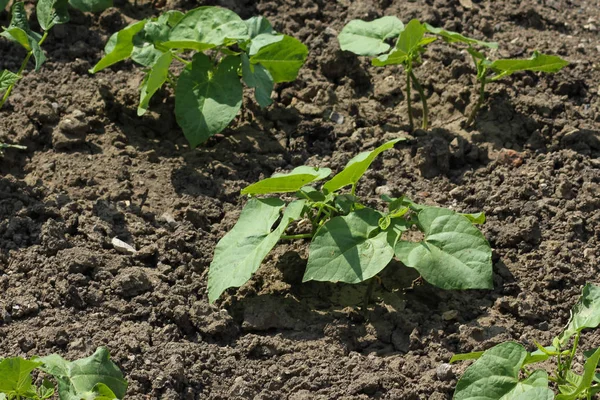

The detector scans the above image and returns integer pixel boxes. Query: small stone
[584,248,595,259]
[329,111,344,124]
[459,0,472,8]
[375,185,392,196]
[436,363,454,381]
[442,310,459,321]
[111,237,136,254]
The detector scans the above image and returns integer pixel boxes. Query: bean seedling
[0,347,127,400]
[0,0,112,109]
[208,138,493,303]
[90,7,308,148]
[452,283,600,400]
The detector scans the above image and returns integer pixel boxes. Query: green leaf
[0,357,42,399]
[68,0,112,12]
[207,199,305,302]
[245,16,273,38]
[507,370,553,400]
[450,351,485,363]
[137,51,172,116]
[373,19,431,67]
[90,20,148,73]
[241,53,274,108]
[394,207,493,290]
[454,342,527,400]
[37,0,69,31]
[164,6,249,51]
[303,208,395,284]
[174,53,243,147]
[0,70,20,93]
[558,284,600,346]
[338,16,404,56]
[39,347,127,400]
[556,347,600,400]
[242,166,331,195]
[489,51,569,81]
[1,27,47,71]
[249,35,308,83]
[323,139,403,193]
[423,23,497,49]
[248,33,284,55]
[5,2,31,33]
[461,212,486,224]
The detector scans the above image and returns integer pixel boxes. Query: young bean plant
[0,347,127,400]
[208,138,493,303]
[90,7,308,148]
[452,283,600,400]
[0,0,112,109]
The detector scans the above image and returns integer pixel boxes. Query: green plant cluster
[208,139,493,302]
[0,347,127,400]
[90,6,308,147]
[452,284,600,400]
[0,0,112,110]
[338,17,569,130]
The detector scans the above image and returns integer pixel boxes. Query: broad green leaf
[248,33,284,55]
[208,199,305,302]
[39,347,127,400]
[68,0,111,12]
[90,20,148,73]
[303,208,395,283]
[556,347,600,400]
[249,35,308,83]
[245,16,273,38]
[137,51,172,116]
[0,70,20,93]
[450,351,484,363]
[0,357,42,399]
[91,383,118,400]
[453,342,527,400]
[338,16,404,56]
[174,54,243,147]
[323,138,403,193]
[1,27,46,71]
[423,23,497,49]
[395,207,492,290]
[5,2,31,33]
[559,284,600,346]
[37,0,69,31]
[241,53,274,108]
[242,166,331,195]
[164,6,249,50]
[462,212,486,224]
[490,51,569,81]
[373,19,431,66]
[506,370,553,400]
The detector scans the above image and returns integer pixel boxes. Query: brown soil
[1,0,599,399]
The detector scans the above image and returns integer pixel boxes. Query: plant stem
[172,53,191,66]
[280,233,313,240]
[409,70,428,130]
[465,77,486,128]
[566,332,581,372]
[0,31,48,109]
[405,65,414,131]
[362,277,376,312]
[351,183,357,196]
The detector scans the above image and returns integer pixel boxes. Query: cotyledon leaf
[338,16,405,56]
[558,284,600,346]
[241,53,274,108]
[323,138,404,193]
[395,206,492,290]
[241,166,331,195]
[137,51,173,116]
[303,208,395,284]
[38,347,127,400]
[249,35,308,83]
[208,199,306,302]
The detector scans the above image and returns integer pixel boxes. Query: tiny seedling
[207,138,493,303]
[452,283,600,400]
[0,0,112,109]
[0,347,127,400]
[463,48,569,127]
[90,7,308,148]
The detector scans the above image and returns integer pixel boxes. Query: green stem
[465,77,486,128]
[405,65,414,131]
[351,183,357,196]
[566,332,581,372]
[280,233,313,240]
[172,53,190,66]
[0,31,48,109]
[362,277,376,312]
[409,70,428,130]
